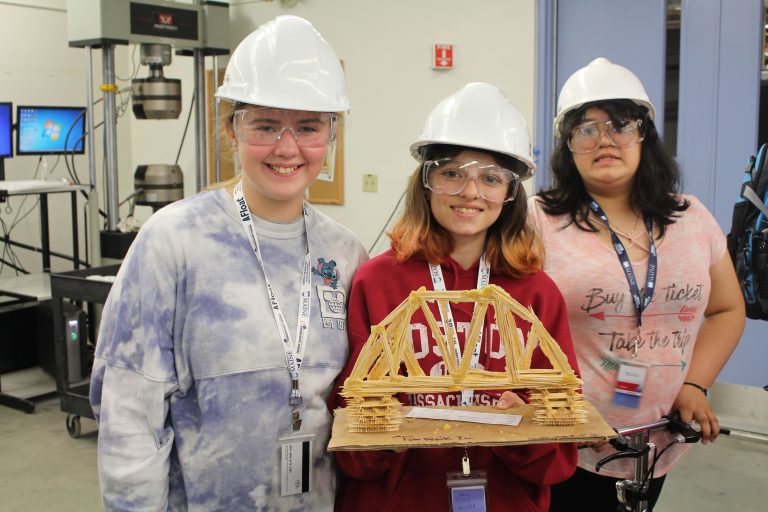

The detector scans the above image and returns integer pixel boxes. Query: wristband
[683,381,708,396]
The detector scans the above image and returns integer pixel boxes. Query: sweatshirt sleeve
[490,272,579,485]
[330,265,406,479]
[89,220,181,511]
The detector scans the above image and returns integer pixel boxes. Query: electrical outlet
[362,173,378,193]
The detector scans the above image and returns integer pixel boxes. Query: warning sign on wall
[432,44,454,70]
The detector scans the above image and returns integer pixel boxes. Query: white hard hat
[554,57,655,133]
[216,15,349,112]
[410,82,535,179]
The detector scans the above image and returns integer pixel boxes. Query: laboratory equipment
[66,0,229,259]
[134,163,183,210]
[131,43,182,120]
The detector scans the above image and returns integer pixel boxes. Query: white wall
[0,0,535,278]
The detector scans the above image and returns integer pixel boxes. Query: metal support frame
[194,49,208,192]
[84,46,101,267]
[213,55,221,184]
[102,45,120,232]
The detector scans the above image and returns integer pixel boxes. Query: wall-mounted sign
[432,44,454,70]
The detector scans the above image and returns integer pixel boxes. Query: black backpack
[727,143,768,320]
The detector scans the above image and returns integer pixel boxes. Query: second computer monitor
[16,105,86,156]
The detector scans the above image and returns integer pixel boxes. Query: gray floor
[1,369,767,511]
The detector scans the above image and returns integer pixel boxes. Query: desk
[1,181,88,413]
[0,181,89,272]
[0,273,51,413]
[0,272,51,300]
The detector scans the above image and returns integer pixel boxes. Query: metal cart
[50,264,120,438]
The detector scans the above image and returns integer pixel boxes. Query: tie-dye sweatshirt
[90,187,368,511]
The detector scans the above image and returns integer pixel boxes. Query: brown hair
[389,144,542,277]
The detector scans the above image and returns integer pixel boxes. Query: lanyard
[233,182,312,430]
[589,199,657,356]
[428,254,490,405]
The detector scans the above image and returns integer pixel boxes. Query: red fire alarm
[432,44,454,70]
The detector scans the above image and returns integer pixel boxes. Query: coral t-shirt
[529,195,726,478]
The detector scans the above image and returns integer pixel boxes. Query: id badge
[446,470,487,512]
[612,360,649,409]
[279,432,315,496]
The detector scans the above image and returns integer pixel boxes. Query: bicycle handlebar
[616,417,672,438]
[596,413,731,473]
[615,413,731,442]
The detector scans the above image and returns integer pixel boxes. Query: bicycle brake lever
[664,413,701,443]
[664,413,732,441]
[609,433,628,451]
[595,444,650,473]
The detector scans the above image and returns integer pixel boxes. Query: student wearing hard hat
[330,83,579,512]
[529,58,744,510]
[89,16,367,511]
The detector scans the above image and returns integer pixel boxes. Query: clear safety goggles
[568,119,644,154]
[422,158,521,203]
[232,107,337,148]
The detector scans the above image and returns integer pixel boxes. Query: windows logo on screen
[43,120,62,142]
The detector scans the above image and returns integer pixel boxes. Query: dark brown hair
[538,100,689,236]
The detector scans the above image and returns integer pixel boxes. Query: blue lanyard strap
[589,199,657,329]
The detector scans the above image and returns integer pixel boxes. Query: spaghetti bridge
[341,284,587,432]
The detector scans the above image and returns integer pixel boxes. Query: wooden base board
[329,401,616,451]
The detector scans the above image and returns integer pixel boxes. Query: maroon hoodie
[331,250,580,512]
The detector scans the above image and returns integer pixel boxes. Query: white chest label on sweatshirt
[317,284,347,329]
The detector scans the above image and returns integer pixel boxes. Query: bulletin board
[205,69,235,185]
[307,114,345,205]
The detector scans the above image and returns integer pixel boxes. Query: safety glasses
[232,107,337,148]
[422,158,521,203]
[568,119,644,154]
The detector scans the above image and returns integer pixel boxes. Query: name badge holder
[278,432,315,497]
[612,359,649,409]
[446,450,487,512]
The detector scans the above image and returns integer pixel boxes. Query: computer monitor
[16,105,86,156]
[0,102,12,159]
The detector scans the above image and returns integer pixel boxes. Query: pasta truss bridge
[341,285,587,432]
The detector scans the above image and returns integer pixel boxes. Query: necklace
[590,213,650,252]
[611,214,641,237]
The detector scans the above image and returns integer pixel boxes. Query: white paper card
[280,438,312,496]
[405,407,522,426]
